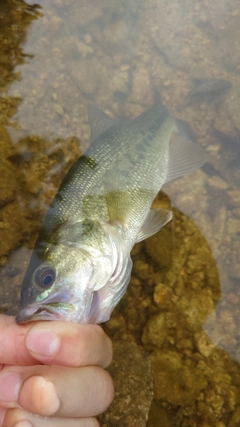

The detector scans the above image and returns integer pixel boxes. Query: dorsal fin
[165,132,206,184]
[87,104,118,141]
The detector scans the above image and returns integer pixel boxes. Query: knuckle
[86,418,100,427]
[89,325,113,368]
[93,368,114,413]
[2,408,24,427]
[102,371,114,410]
[103,336,113,368]
[92,418,100,427]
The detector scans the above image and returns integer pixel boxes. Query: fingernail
[26,329,60,357]
[14,422,33,427]
[0,372,21,403]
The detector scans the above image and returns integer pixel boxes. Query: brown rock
[142,313,167,348]
[208,175,229,190]
[194,330,215,358]
[227,190,240,207]
[98,341,153,427]
[153,282,173,308]
[151,350,207,405]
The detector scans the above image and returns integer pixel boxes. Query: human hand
[0,314,114,426]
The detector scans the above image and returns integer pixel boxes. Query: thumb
[0,315,37,366]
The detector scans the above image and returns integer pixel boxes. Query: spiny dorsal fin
[87,104,118,141]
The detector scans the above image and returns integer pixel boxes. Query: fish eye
[33,265,56,290]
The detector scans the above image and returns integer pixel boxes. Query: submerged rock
[98,341,153,427]
[142,313,167,348]
[151,350,207,405]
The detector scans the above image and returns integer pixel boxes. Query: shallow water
[0,1,240,426]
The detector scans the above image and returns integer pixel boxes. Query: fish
[190,78,232,100]
[16,102,205,324]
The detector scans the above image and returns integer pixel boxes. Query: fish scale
[16,102,205,325]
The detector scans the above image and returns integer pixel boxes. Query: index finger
[25,322,113,368]
[0,315,113,369]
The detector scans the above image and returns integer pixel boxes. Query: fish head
[16,221,115,324]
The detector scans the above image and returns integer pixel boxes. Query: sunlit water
[1,1,240,426]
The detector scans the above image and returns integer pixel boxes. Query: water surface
[0,1,240,426]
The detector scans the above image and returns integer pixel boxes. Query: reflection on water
[0,0,240,426]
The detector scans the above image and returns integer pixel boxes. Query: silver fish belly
[16,102,205,324]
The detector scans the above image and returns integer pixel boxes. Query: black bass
[16,103,205,324]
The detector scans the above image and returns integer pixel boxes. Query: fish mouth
[16,303,76,324]
[16,292,77,324]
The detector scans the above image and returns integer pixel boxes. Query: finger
[0,315,37,366]
[0,316,113,369]
[0,365,114,418]
[0,407,7,425]
[25,322,112,368]
[2,408,99,427]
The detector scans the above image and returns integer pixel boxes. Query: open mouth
[16,291,77,324]
[16,303,74,324]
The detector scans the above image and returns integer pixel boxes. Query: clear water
[0,1,240,426]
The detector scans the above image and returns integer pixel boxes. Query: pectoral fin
[136,208,172,243]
